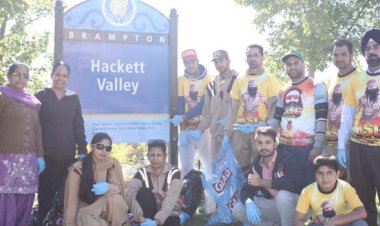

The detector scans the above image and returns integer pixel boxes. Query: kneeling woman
[127,140,182,226]
[63,133,130,226]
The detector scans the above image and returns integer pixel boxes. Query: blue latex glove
[179,131,190,149]
[91,182,109,195]
[179,211,190,225]
[37,157,45,175]
[170,115,184,126]
[233,123,257,134]
[217,118,226,126]
[245,198,261,225]
[141,218,157,226]
[221,135,230,149]
[337,148,347,169]
[191,130,202,141]
[79,154,86,160]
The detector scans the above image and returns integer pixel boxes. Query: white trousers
[179,128,211,178]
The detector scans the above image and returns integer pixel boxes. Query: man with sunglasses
[267,50,328,187]
[126,140,182,226]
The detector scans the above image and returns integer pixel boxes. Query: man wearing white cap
[338,28,380,225]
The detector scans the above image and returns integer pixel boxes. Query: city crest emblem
[102,0,136,26]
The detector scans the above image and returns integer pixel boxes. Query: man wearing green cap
[268,50,328,186]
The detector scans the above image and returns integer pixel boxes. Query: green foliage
[0,0,53,91]
[109,143,149,179]
[235,0,380,78]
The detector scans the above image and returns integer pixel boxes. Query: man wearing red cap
[338,28,380,226]
[169,49,212,179]
[222,44,280,176]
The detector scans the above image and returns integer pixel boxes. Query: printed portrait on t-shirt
[240,79,267,121]
[328,83,344,130]
[359,78,380,124]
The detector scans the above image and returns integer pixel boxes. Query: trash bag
[42,190,64,226]
[29,206,39,226]
[201,143,246,226]
[178,169,204,218]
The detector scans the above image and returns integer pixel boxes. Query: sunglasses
[95,143,112,152]
[11,72,29,80]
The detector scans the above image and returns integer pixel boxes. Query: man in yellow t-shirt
[294,155,367,226]
[325,39,361,179]
[222,44,280,176]
[169,49,212,178]
[337,28,380,226]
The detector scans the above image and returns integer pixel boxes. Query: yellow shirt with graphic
[325,69,361,144]
[230,72,279,124]
[178,74,213,129]
[345,72,380,146]
[296,180,363,222]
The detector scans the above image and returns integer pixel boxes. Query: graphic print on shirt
[327,83,344,141]
[315,199,336,224]
[236,79,268,124]
[279,79,315,146]
[346,73,380,145]
[358,78,380,124]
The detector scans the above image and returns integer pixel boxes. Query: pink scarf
[0,85,41,110]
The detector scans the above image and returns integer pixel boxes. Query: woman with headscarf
[0,63,45,225]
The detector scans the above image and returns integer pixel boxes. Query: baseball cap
[182,49,198,60]
[282,50,304,63]
[211,50,229,61]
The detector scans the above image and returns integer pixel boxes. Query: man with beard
[232,127,304,226]
[325,39,360,168]
[267,50,328,186]
[195,50,238,161]
[222,44,280,176]
[338,28,380,226]
[169,49,212,180]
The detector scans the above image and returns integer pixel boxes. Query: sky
[64,0,267,76]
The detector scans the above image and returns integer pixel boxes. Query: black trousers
[37,157,74,220]
[350,141,380,226]
[136,187,180,226]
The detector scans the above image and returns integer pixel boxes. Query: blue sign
[63,0,170,143]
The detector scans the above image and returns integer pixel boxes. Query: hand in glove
[191,130,202,141]
[179,211,190,225]
[217,118,226,126]
[79,154,87,160]
[91,182,109,195]
[245,198,261,225]
[179,131,190,149]
[233,123,257,134]
[141,218,157,226]
[337,148,347,169]
[221,135,230,149]
[37,157,45,175]
[169,115,184,126]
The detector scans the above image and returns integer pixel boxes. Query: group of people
[170,28,380,226]
[0,62,182,226]
[0,26,379,226]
